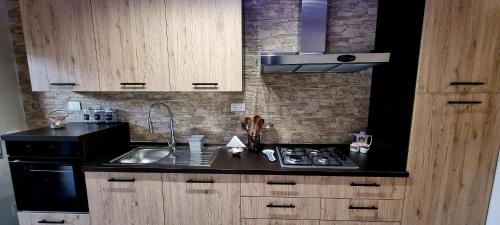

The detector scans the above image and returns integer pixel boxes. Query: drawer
[242,197,321,220]
[321,199,403,222]
[320,222,400,225]
[243,219,319,225]
[241,175,322,197]
[321,177,406,199]
[18,212,90,225]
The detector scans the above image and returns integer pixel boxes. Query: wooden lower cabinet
[403,94,500,225]
[320,222,400,225]
[85,172,164,225]
[163,173,241,225]
[243,219,319,225]
[241,197,321,220]
[18,212,90,225]
[321,199,403,222]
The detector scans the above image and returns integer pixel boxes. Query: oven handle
[38,220,65,224]
[9,160,74,165]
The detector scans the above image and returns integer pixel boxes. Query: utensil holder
[247,134,261,152]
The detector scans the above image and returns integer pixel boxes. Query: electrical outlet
[231,103,245,112]
[68,102,82,111]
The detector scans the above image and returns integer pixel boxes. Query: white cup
[360,144,370,153]
[350,142,361,152]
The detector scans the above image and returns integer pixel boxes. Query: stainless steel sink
[109,145,219,166]
[110,146,171,164]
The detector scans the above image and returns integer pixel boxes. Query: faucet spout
[148,102,176,153]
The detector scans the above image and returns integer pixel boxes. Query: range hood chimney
[261,0,390,74]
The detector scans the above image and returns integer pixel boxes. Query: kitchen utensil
[262,149,276,162]
[252,115,262,135]
[353,131,372,145]
[46,110,68,129]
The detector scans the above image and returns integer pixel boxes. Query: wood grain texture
[416,0,500,93]
[18,212,90,225]
[321,199,403,222]
[19,0,100,91]
[243,219,319,225]
[162,173,241,225]
[241,197,321,220]
[241,175,322,197]
[85,172,164,225]
[91,0,170,91]
[402,94,500,225]
[320,177,406,200]
[165,0,243,92]
[320,222,400,225]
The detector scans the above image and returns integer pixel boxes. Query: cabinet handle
[192,83,218,89]
[450,82,485,86]
[120,83,146,86]
[349,205,378,210]
[266,204,295,208]
[50,83,76,86]
[266,181,296,185]
[448,101,482,105]
[350,182,381,187]
[107,178,135,182]
[186,179,215,184]
[38,220,65,224]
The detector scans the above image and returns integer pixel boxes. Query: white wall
[0,0,26,224]
[487,154,500,225]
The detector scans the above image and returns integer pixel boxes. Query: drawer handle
[120,83,146,86]
[267,181,296,185]
[38,220,65,224]
[448,101,482,105]
[192,83,218,89]
[450,82,485,86]
[186,179,215,184]
[50,83,76,86]
[266,204,296,208]
[350,182,381,187]
[108,178,136,182]
[349,205,378,210]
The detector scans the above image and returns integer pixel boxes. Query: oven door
[8,158,88,212]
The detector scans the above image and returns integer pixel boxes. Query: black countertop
[1,122,128,142]
[83,144,409,177]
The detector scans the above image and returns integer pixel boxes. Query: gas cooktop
[276,146,359,169]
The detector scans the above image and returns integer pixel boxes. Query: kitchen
[0,0,498,225]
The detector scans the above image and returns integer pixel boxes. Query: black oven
[9,157,89,212]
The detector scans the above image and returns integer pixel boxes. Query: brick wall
[5,0,377,144]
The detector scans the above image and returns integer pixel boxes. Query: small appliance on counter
[350,131,373,153]
[0,122,130,213]
[276,145,359,169]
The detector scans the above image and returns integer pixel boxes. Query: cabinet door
[402,94,500,225]
[85,172,164,225]
[19,0,100,91]
[166,0,243,92]
[163,173,241,225]
[416,0,500,93]
[18,212,90,225]
[91,0,170,91]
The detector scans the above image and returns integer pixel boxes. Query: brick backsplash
[5,0,377,144]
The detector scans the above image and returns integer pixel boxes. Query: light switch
[231,103,245,112]
[68,102,82,111]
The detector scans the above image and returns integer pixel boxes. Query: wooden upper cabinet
[166,0,243,92]
[85,172,164,225]
[19,0,100,91]
[163,173,241,225]
[416,0,500,93]
[402,94,500,225]
[91,0,171,91]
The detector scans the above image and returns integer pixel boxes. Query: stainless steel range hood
[261,0,390,74]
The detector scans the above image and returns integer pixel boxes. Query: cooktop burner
[276,146,358,169]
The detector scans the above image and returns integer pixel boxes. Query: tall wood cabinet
[163,173,241,225]
[19,0,243,92]
[404,0,500,224]
[19,0,101,91]
[85,172,165,225]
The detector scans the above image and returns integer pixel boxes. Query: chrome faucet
[148,102,176,153]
